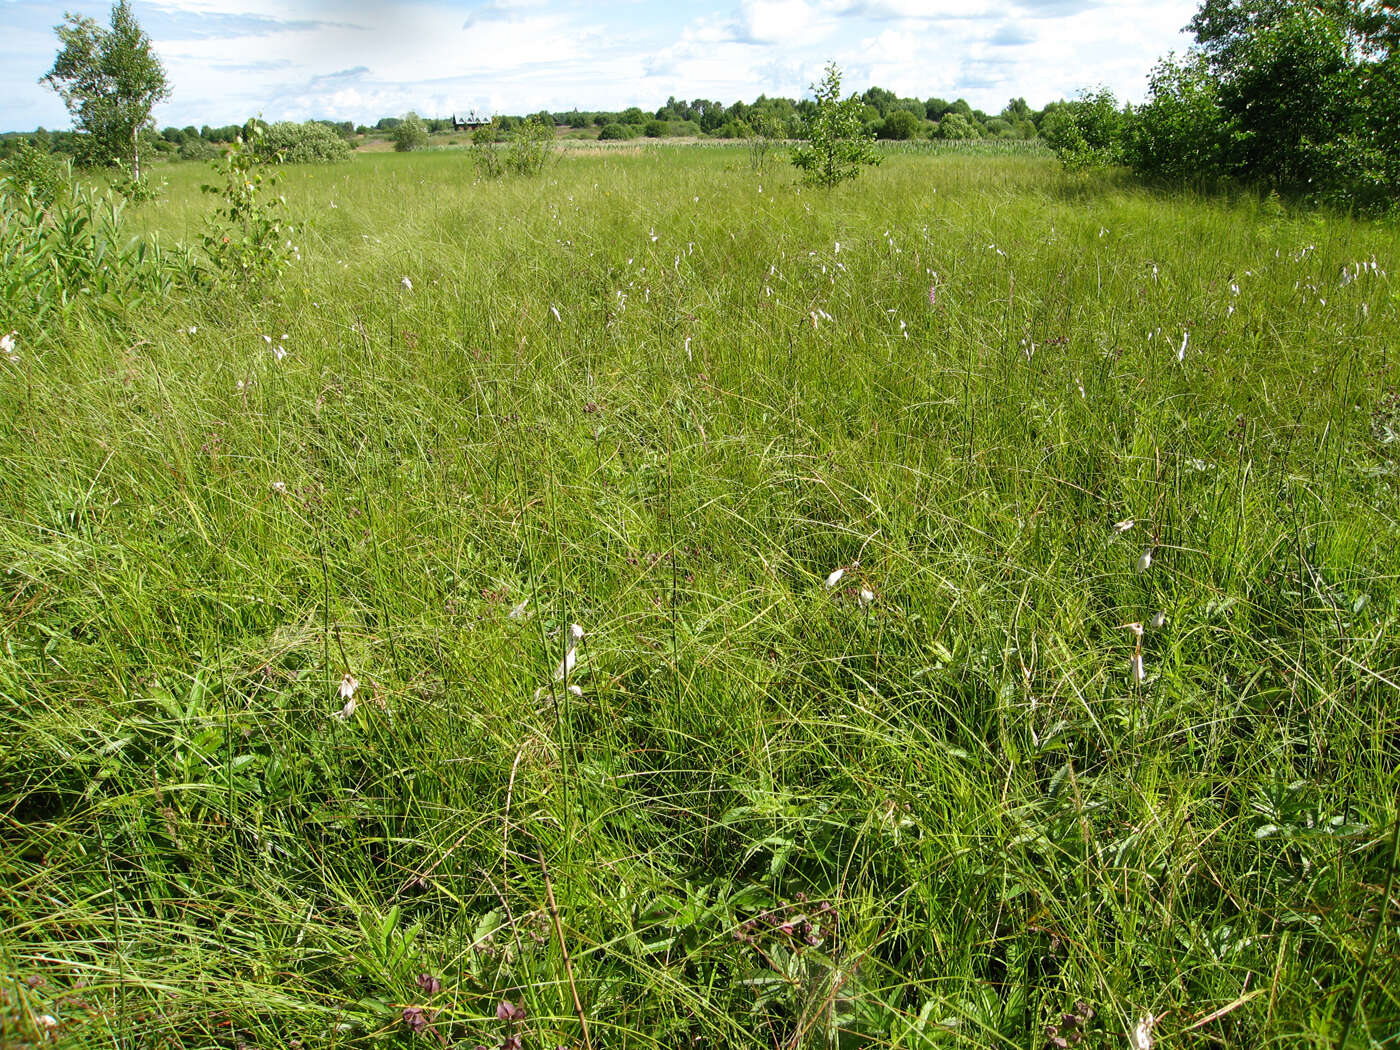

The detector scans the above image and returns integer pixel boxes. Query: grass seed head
[1132,1013,1156,1050]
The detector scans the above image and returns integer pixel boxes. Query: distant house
[452,112,491,130]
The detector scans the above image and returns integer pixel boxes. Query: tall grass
[2,146,1397,1049]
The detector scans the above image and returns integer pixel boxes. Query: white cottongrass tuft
[508,598,530,620]
[1131,651,1146,684]
[1132,1013,1156,1050]
[834,241,840,254]
[1,331,17,362]
[554,623,584,680]
[859,587,875,606]
[271,481,288,495]
[1113,518,1135,533]
[824,567,846,588]
[332,696,357,721]
[273,344,287,362]
[1177,330,1189,362]
[1151,610,1167,629]
[400,276,413,291]
[339,673,359,701]
[1137,549,1153,573]
[550,305,561,322]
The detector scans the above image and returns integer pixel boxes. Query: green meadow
[3,145,1398,1048]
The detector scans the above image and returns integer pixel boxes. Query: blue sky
[1,0,1199,132]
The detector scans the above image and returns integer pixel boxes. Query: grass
[2,144,1398,1050]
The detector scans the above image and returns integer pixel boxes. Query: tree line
[10,0,1397,214]
[1,89,1048,165]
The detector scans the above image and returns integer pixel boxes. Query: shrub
[598,123,629,141]
[201,121,299,287]
[935,113,979,140]
[644,120,669,138]
[878,110,921,140]
[258,121,351,163]
[507,116,553,176]
[790,63,881,187]
[1040,88,1126,170]
[178,136,219,162]
[1,168,193,326]
[747,115,785,172]
[4,143,70,206]
[391,112,430,153]
[1127,52,1229,181]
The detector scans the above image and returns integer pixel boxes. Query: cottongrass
[1132,1013,1156,1050]
[554,623,584,681]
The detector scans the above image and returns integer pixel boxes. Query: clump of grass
[2,145,1398,1048]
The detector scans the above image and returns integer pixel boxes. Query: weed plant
[1,147,1398,1049]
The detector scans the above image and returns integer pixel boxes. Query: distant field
[3,145,1398,1049]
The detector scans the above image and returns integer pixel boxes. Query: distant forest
[0,87,1049,159]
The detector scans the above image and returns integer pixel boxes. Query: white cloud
[1,0,1200,129]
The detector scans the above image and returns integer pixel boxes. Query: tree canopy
[42,0,170,179]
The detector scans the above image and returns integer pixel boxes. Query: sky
[1,0,1201,133]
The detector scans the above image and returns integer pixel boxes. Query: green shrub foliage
[257,120,351,164]
[789,63,880,187]
[1072,0,1400,212]
[391,112,430,153]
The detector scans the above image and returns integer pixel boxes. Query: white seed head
[1136,549,1153,573]
[550,305,561,322]
[566,683,583,697]
[554,624,584,680]
[1113,518,1135,533]
[1130,652,1146,684]
[332,696,357,721]
[400,276,413,291]
[859,587,875,606]
[271,481,288,494]
[339,673,359,700]
[1132,1013,1156,1050]
[1151,610,1167,629]
[824,567,845,588]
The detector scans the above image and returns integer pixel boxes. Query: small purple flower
[402,1006,430,1034]
[497,999,526,1022]
[415,973,441,995]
